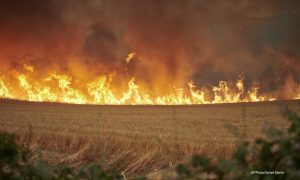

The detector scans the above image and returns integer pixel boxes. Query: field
[0,100,299,177]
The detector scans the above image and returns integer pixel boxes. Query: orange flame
[126,52,136,64]
[0,64,299,105]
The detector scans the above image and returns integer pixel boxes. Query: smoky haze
[0,0,299,98]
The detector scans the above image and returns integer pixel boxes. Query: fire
[0,78,13,99]
[126,52,136,64]
[23,64,34,72]
[0,64,299,105]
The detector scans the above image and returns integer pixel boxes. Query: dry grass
[0,99,299,177]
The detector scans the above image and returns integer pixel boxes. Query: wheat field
[0,99,299,177]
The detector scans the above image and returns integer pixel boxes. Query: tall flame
[0,64,299,105]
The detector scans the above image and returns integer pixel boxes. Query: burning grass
[0,100,299,177]
[2,64,298,105]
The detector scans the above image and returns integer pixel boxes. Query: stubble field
[0,99,299,177]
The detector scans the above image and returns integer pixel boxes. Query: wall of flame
[0,64,299,104]
[0,0,299,104]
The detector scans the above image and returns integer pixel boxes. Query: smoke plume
[0,0,299,98]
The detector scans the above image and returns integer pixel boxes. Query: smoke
[0,0,299,97]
